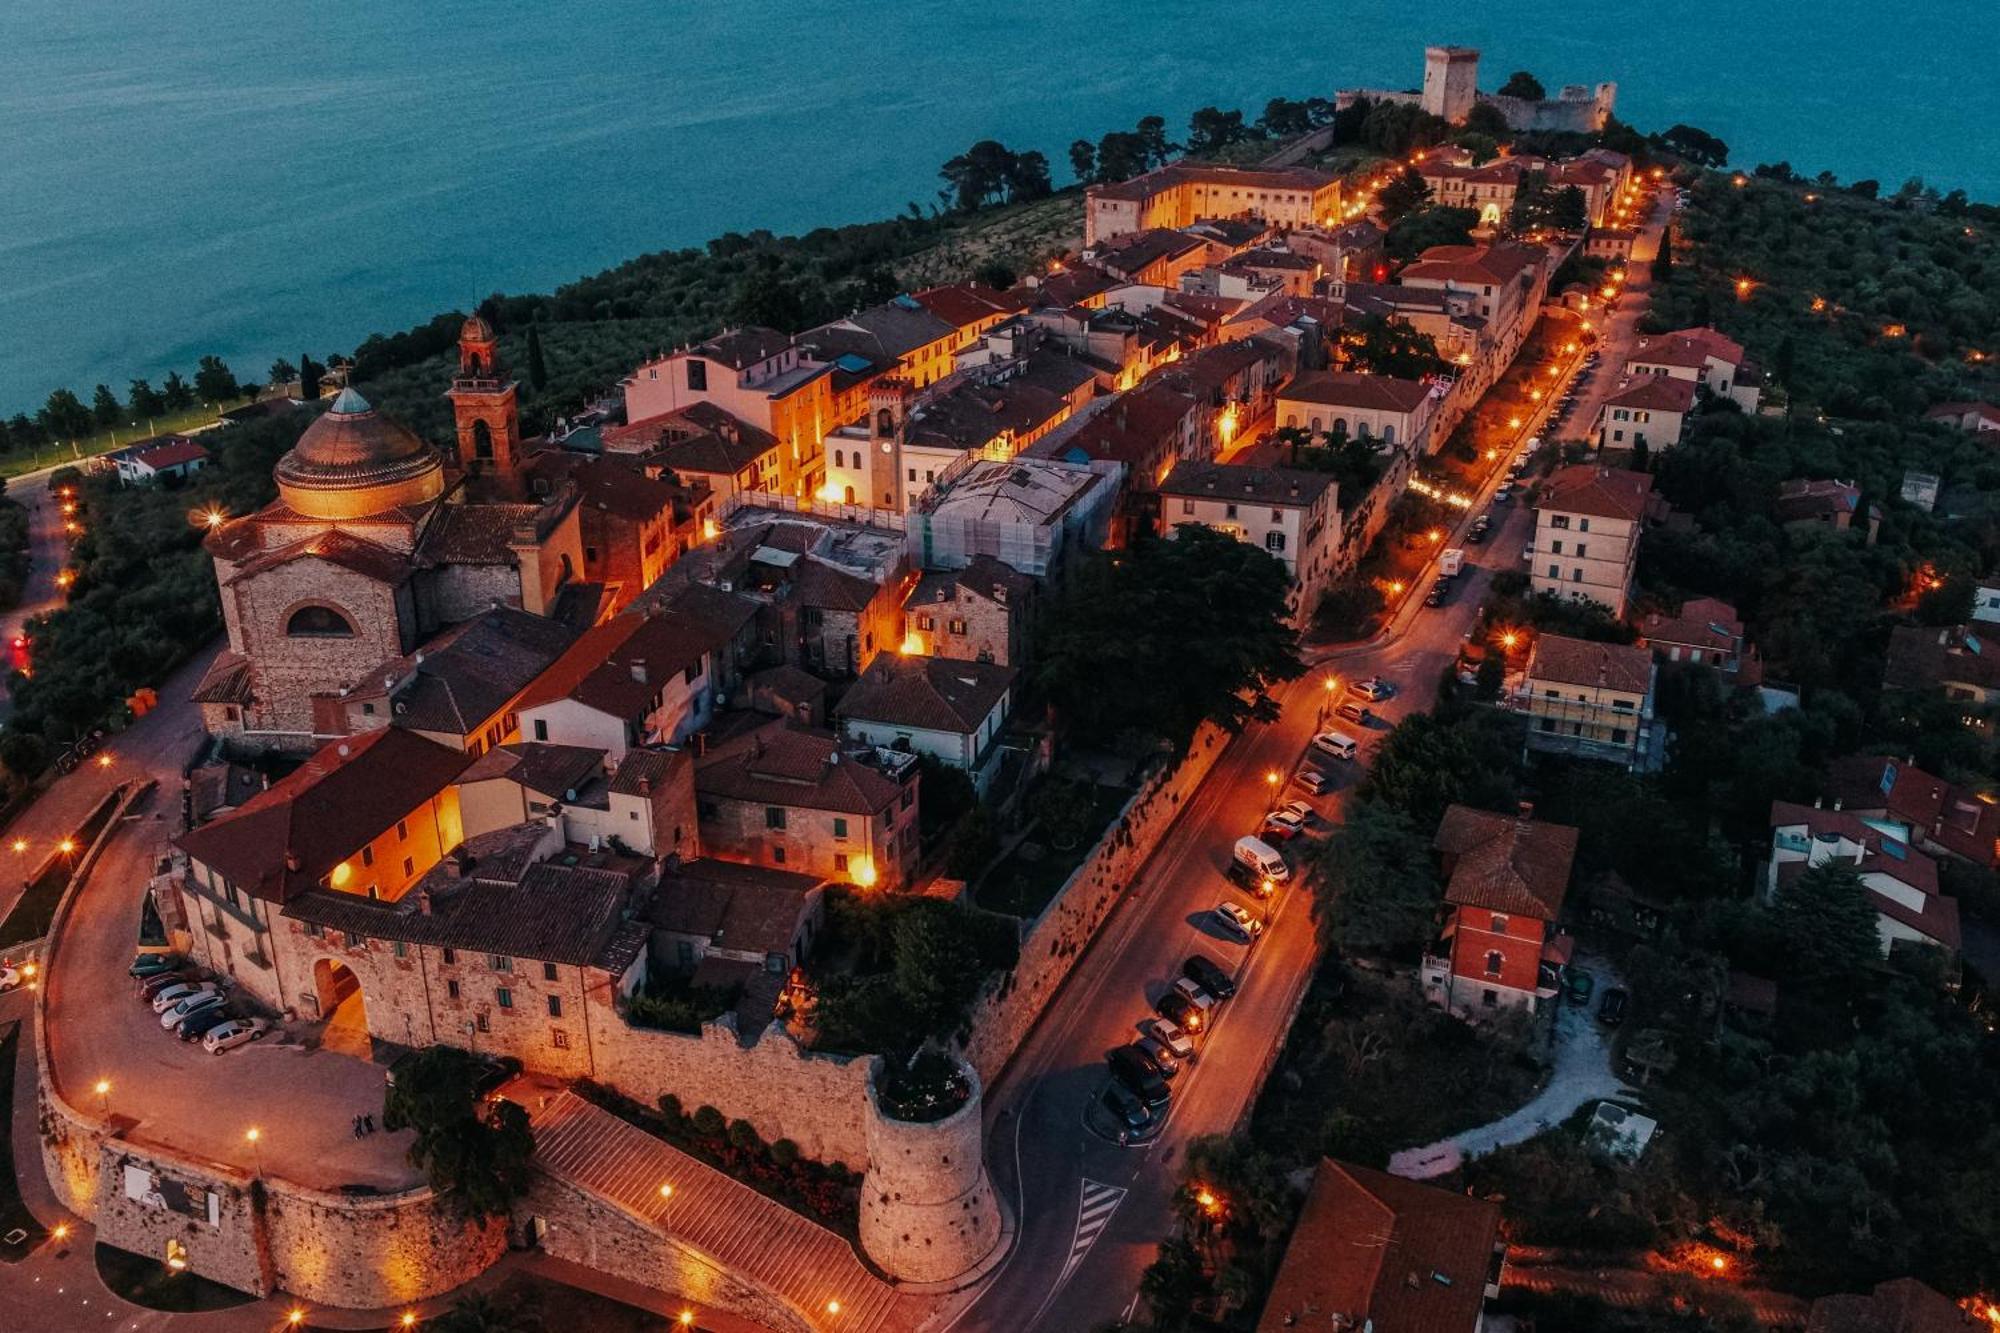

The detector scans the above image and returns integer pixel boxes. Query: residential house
[1257,1157,1503,1333]
[1639,597,1759,682]
[606,401,787,505]
[1278,370,1438,453]
[1974,582,2000,626]
[1775,477,1879,543]
[321,605,580,754]
[109,435,209,484]
[1627,326,1761,413]
[1519,633,1660,770]
[900,555,1036,667]
[1423,804,1578,1015]
[838,653,1015,783]
[623,328,837,497]
[695,717,920,889]
[1084,163,1340,246]
[528,453,713,612]
[1883,624,2000,728]
[1029,377,1201,494]
[1284,218,1387,285]
[1923,401,2000,435]
[1156,463,1341,623]
[515,608,732,757]
[1397,243,1546,332]
[173,727,474,1020]
[645,859,827,1032]
[1594,375,1697,453]
[909,283,1033,352]
[454,742,697,860]
[1531,464,1652,616]
[1765,801,1960,958]
[1825,753,2000,871]
[1087,228,1211,288]
[802,295,961,390]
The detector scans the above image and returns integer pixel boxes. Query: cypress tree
[1651,224,1674,283]
[526,323,548,392]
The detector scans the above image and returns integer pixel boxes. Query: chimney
[417,887,433,915]
[638,776,652,797]
[1515,800,1535,823]
[630,659,648,684]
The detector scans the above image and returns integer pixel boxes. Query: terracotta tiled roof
[458,742,606,798]
[1399,243,1542,289]
[910,282,1029,330]
[1807,1277,1977,1333]
[905,554,1033,611]
[1526,634,1654,695]
[515,613,706,719]
[1090,228,1207,278]
[344,607,578,736]
[693,327,792,371]
[175,729,473,903]
[697,719,903,817]
[1884,624,2000,693]
[839,654,1014,735]
[1925,401,2000,428]
[132,439,210,470]
[1256,1158,1502,1333]
[1602,375,1697,413]
[221,528,413,587]
[1824,755,1950,830]
[1435,805,1578,920]
[646,859,824,956]
[191,651,255,705]
[1642,326,1746,367]
[790,559,882,614]
[415,501,548,566]
[1538,464,1652,520]
[1090,162,1338,203]
[1281,370,1432,413]
[1158,461,1336,508]
[1640,597,1743,654]
[1769,801,1945,899]
[1774,477,1861,522]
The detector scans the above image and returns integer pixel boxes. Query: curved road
[958,440,1538,1333]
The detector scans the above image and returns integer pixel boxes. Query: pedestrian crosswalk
[1058,1179,1127,1289]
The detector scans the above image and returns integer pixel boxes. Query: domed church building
[193,320,589,746]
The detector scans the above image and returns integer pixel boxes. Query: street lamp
[246,1127,262,1178]
[658,1182,674,1202]
[94,1079,110,1118]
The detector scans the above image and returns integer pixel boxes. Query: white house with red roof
[108,434,210,484]
[1594,374,1698,453]
[1627,326,1761,413]
[1764,800,1961,958]
[1925,400,2000,434]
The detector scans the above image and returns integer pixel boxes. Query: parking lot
[42,789,421,1192]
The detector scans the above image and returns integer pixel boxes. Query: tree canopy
[1035,525,1304,749]
[381,1047,535,1217]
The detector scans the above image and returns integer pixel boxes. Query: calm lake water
[1,0,1990,415]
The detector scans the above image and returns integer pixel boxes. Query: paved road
[1552,189,1674,447]
[958,447,1537,1333]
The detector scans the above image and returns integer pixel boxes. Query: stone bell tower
[446,314,524,497]
[865,377,912,510]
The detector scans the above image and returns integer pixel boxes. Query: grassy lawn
[0,400,244,482]
[973,780,1134,919]
[0,796,118,949]
[0,1026,45,1262]
[1250,968,1545,1172]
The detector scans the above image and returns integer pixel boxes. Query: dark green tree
[1005,150,1052,201]
[1771,861,1882,989]
[298,353,323,402]
[525,323,548,391]
[1186,106,1250,155]
[890,906,982,1034]
[972,259,1016,291]
[1340,313,1446,378]
[1067,138,1096,185]
[1652,123,1729,167]
[381,1046,535,1217]
[1136,115,1174,168]
[1376,166,1432,224]
[1498,71,1546,101]
[1651,223,1675,282]
[127,379,166,418]
[729,259,805,332]
[1308,800,1440,956]
[7,415,43,454]
[193,355,241,403]
[90,384,122,431]
[1549,185,1589,230]
[1036,526,1303,748]
[267,358,298,388]
[161,370,194,411]
[939,140,1022,211]
[1094,130,1149,182]
[1385,205,1479,261]
[1259,97,1313,138]
[1463,101,1512,138]
[1138,1235,1202,1332]
[38,388,91,442]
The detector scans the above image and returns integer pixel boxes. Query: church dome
[460,314,495,343]
[275,388,444,519]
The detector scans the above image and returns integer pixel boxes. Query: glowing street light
[1264,770,1280,789]
[52,1222,70,1243]
[658,1183,674,1201]
[826,1299,843,1316]
[94,1078,110,1117]
[679,1315,695,1328]
[245,1126,263,1178]
[289,1311,306,1327]
[10,839,26,854]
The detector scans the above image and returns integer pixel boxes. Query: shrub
[656,1093,684,1130]
[726,1118,763,1152]
[690,1104,726,1137]
[770,1138,800,1168]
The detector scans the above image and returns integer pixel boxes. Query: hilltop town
[2,41,2000,1333]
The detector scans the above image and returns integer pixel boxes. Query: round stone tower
[1422,45,1481,124]
[858,1057,1004,1286]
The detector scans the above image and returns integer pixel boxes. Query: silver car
[160,990,226,1030]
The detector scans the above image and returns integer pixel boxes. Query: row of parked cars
[1101,954,1244,1133]
[130,952,271,1053]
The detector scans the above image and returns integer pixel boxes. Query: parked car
[1276,799,1315,826]
[1598,987,1629,1026]
[1155,988,1206,1033]
[1183,954,1238,1000]
[150,980,216,1013]
[177,1007,237,1043]
[1425,581,1449,607]
[1101,1081,1151,1132]
[1466,523,1490,544]
[1311,731,1359,762]
[202,1017,274,1053]
[129,952,181,979]
[1133,1035,1180,1079]
[139,970,196,1001]
[1352,677,1393,702]
[0,965,22,994]
[1213,902,1262,942]
[1260,809,1307,841]
[1563,967,1596,1006]
[161,990,227,1030]
[1335,699,1373,725]
[1292,766,1334,796]
[1107,1046,1170,1108]
[1171,976,1219,1015]
[1145,1017,1196,1061]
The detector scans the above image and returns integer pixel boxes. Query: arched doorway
[312,958,370,1058]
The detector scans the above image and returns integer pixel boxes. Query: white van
[1311,731,1360,761]
[1233,835,1290,883]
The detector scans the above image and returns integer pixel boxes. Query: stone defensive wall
[962,719,1235,1086]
